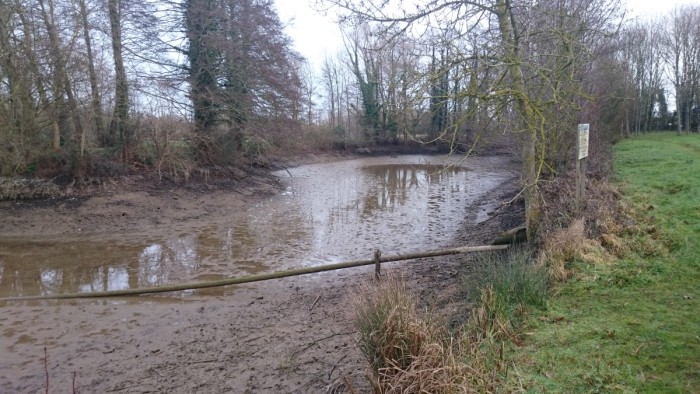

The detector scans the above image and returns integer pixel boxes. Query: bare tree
[662,6,700,135]
[623,22,666,134]
[299,60,318,125]
[182,0,302,162]
[321,53,361,142]
[321,0,625,239]
[321,56,340,128]
[343,26,383,142]
[0,1,43,169]
[76,0,105,150]
[39,0,85,153]
[340,24,425,145]
[108,0,130,160]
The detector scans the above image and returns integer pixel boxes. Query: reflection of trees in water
[137,235,199,287]
[0,237,203,298]
[210,207,311,272]
[0,243,133,297]
[203,223,255,261]
[360,165,462,216]
[0,256,44,298]
[0,208,314,298]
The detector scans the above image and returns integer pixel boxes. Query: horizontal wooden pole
[0,244,508,301]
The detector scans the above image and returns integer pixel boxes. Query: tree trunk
[496,0,541,241]
[676,88,682,136]
[15,0,48,109]
[40,0,84,154]
[108,0,130,161]
[78,0,105,148]
[184,0,219,138]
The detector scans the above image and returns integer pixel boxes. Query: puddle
[0,155,510,298]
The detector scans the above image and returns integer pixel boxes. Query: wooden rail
[0,244,508,301]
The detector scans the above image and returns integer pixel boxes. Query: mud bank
[0,154,523,393]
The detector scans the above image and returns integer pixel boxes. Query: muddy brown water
[0,155,510,299]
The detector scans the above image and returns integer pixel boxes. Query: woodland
[0,0,699,238]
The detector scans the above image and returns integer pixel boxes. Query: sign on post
[578,123,589,160]
[576,123,589,214]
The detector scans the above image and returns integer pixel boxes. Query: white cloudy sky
[275,0,696,69]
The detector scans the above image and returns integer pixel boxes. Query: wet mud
[0,154,522,393]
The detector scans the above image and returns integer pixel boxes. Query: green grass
[508,133,700,393]
[464,247,549,320]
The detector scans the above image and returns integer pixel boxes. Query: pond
[0,155,512,298]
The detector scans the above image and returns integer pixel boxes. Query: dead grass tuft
[600,233,629,257]
[351,277,432,375]
[351,277,506,393]
[539,218,585,282]
[587,181,624,236]
[537,176,643,282]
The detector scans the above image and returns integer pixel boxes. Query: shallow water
[0,155,511,298]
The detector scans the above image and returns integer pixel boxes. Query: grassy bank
[509,133,699,392]
[349,133,698,393]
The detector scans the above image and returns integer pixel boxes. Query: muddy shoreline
[0,153,523,393]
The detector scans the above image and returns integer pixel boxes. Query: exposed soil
[0,153,524,393]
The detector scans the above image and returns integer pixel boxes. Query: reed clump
[351,248,548,393]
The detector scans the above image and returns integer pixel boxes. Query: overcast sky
[275,0,696,70]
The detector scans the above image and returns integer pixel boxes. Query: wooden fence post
[374,249,382,279]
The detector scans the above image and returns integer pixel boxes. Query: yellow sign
[578,124,589,160]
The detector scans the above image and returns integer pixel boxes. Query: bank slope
[509,133,700,392]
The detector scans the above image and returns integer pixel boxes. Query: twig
[244,335,263,343]
[72,371,77,394]
[374,249,382,279]
[343,375,357,394]
[283,165,293,177]
[505,186,526,205]
[44,347,49,394]
[309,295,321,311]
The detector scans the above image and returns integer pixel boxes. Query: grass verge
[508,133,699,392]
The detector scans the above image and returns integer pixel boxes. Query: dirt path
[0,157,523,393]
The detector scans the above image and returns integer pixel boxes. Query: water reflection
[1,155,511,298]
[0,236,203,298]
[0,215,309,298]
[361,164,466,214]
[281,157,507,263]
[137,236,200,287]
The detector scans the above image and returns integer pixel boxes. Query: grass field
[509,133,700,392]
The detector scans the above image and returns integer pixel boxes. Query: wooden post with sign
[576,124,589,213]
